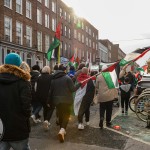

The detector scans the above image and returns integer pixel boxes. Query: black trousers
[99,101,113,123]
[42,103,55,121]
[121,96,130,111]
[78,98,92,123]
[56,103,72,129]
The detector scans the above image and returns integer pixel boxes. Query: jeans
[32,102,42,118]
[0,138,30,150]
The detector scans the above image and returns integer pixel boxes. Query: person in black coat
[36,66,53,131]
[47,65,81,143]
[0,53,31,150]
[30,65,41,123]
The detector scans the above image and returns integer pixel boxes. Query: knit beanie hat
[5,53,22,67]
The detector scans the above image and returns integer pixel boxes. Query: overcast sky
[62,0,150,66]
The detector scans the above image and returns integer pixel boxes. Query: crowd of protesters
[0,53,145,149]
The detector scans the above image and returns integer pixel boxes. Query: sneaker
[78,123,84,130]
[30,115,37,124]
[58,128,66,143]
[36,119,42,123]
[43,120,50,131]
[125,111,128,116]
[86,122,90,126]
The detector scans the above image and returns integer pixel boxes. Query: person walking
[0,53,32,150]
[47,65,81,143]
[96,65,118,129]
[35,66,53,131]
[30,65,41,123]
[77,67,95,130]
[119,77,132,115]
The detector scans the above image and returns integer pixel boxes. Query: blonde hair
[82,67,88,74]
[20,61,30,73]
[42,66,50,74]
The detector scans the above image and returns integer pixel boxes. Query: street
[29,104,150,150]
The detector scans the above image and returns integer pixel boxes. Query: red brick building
[99,39,126,62]
[0,0,98,68]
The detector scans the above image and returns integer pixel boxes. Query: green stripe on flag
[119,59,130,66]
[46,37,60,61]
[102,72,115,89]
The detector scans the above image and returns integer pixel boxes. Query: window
[16,21,22,45]
[86,37,88,46]
[52,18,56,31]
[68,14,71,23]
[59,8,63,17]
[45,35,49,52]
[64,11,67,20]
[68,28,71,39]
[60,41,63,55]
[89,28,91,35]
[82,22,84,30]
[93,32,95,38]
[89,39,91,47]
[4,0,12,9]
[4,16,12,42]
[68,44,71,57]
[45,14,49,28]
[52,1,56,13]
[26,0,32,19]
[37,8,42,24]
[82,35,84,43]
[74,29,77,39]
[26,26,32,47]
[37,31,42,51]
[16,0,22,14]
[93,42,95,49]
[86,26,88,33]
[78,33,81,41]
[45,0,49,8]
[64,26,67,37]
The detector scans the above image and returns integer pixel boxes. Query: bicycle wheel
[135,94,150,122]
[129,95,138,112]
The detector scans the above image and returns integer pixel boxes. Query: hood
[53,70,66,79]
[0,64,31,84]
[30,70,40,80]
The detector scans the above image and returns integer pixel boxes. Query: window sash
[16,0,22,14]
[4,16,12,42]
[4,0,12,8]
[26,1,32,19]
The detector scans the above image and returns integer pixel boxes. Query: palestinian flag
[101,61,120,89]
[119,46,150,66]
[68,55,75,66]
[46,21,61,61]
[74,56,80,69]
[74,74,95,115]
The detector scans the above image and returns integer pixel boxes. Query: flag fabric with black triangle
[101,61,120,89]
[46,21,61,62]
[119,46,150,66]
